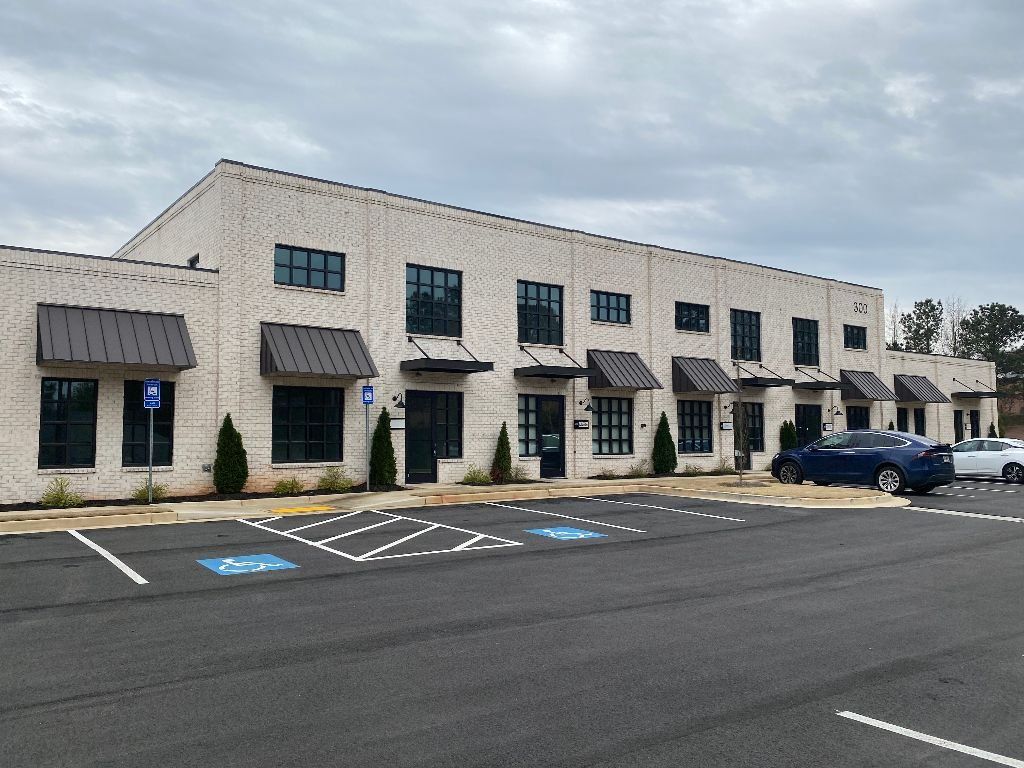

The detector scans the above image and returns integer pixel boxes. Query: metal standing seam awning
[260,322,378,377]
[36,303,197,369]
[671,357,739,394]
[893,374,951,404]
[840,370,897,401]
[587,350,663,390]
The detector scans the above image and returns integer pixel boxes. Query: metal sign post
[362,385,374,490]
[143,379,161,503]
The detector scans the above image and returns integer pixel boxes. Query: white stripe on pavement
[238,519,363,561]
[283,511,363,533]
[68,529,148,585]
[317,518,397,543]
[357,525,440,560]
[483,501,646,532]
[905,506,1024,523]
[836,711,1024,767]
[572,495,745,522]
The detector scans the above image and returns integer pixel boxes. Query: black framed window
[274,245,344,291]
[844,324,868,350]
[675,302,710,333]
[39,378,98,469]
[913,407,926,436]
[406,264,462,337]
[743,402,765,453]
[272,386,343,463]
[518,281,563,345]
[897,407,909,433]
[122,381,175,467]
[518,395,539,456]
[434,392,463,458]
[592,397,633,455]
[677,400,713,453]
[730,309,761,361]
[590,290,631,324]
[846,405,870,431]
[792,318,820,366]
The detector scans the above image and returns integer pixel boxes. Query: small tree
[988,422,998,438]
[369,407,397,489]
[213,413,248,493]
[491,421,513,483]
[651,411,677,474]
[779,420,798,451]
[887,420,895,431]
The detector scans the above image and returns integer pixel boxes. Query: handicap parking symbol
[196,554,299,576]
[525,527,607,541]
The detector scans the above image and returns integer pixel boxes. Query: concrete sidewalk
[0,473,906,534]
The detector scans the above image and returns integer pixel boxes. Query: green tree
[960,303,1024,377]
[651,411,677,474]
[213,413,248,493]
[779,420,798,451]
[887,420,895,431]
[490,422,513,483]
[899,299,944,353]
[369,407,397,489]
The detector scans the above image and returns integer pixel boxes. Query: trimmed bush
[651,411,677,474]
[40,477,84,508]
[462,465,493,485]
[779,420,798,451]
[988,422,998,438]
[273,477,304,496]
[887,420,895,431]
[490,421,513,484]
[317,466,353,493]
[213,413,248,493]
[369,407,397,489]
[130,482,169,503]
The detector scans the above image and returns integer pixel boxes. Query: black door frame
[535,395,565,478]
[795,404,823,447]
[404,390,462,484]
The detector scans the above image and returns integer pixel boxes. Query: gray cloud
[1,0,1021,306]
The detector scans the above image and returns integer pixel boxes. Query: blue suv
[771,430,955,494]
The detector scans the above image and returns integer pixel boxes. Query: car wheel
[1003,463,1024,484]
[875,465,906,494]
[778,461,803,485]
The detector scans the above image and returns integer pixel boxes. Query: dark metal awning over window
[260,322,378,377]
[893,374,950,404]
[672,357,738,394]
[587,350,663,390]
[792,368,846,391]
[514,346,596,379]
[735,363,796,388]
[840,370,897,401]
[37,303,197,369]
[400,337,494,374]
[950,377,1002,399]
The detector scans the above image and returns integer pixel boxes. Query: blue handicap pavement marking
[196,554,299,576]
[525,527,607,541]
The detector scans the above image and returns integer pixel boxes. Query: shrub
[508,464,530,482]
[887,420,895,431]
[988,422,998,438]
[490,422,513,483]
[626,458,650,478]
[317,466,353,493]
[714,459,738,475]
[462,465,493,485]
[651,411,678,474]
[40,477,84,508]
[130,482,169,503]
[679,463,703,477]
[779,420,798,451]
[213,413,248,493]
[594,468,619,480]
[369,407,397,489]
[273,477,304,496]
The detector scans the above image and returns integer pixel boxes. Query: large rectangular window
[897,407,909,433]
[914,407,927,436]
[592,397,633,455]
[272,386,343,463]
[844,324,868,350]
[846,405,870,431]
[743,402,765,453]
[518,395,538,456]
[517,281,563,345]
[274,245,344,291]
[731,309,762,362]
[792,318,820,367]
[675,302,710,333]
[677,400,713,453]
[590,290,631,324]
[434,392,463,458]
[122,381,175,467]
[406,264,462,337]
[39,378,98,469]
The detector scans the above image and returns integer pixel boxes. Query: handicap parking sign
[525,527,607,541]
[196,554,299,576]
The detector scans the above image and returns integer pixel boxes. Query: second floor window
[274,245,344,291]
[591,290,631,324]
[518,281,563,345]
[731,309,761,362]
[792,318,820,366]
[675,302,710,333]
[844,324,868,350]
[406,264,462,337]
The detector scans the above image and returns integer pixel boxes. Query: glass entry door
[404,391,463,484]
[537,396,565,478]
[954,410,964,443]
[795,404,823,447]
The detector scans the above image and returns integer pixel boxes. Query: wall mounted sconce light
[392,393,406,409]
[578,398,593,412]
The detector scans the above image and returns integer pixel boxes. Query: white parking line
[483,501,646,532]
[238,519,363,561]
[573,495,746,522]
[905,506,1024,523]
[68,530,148,585]
[283,511,363,533]
[836,710,1024,766]
[951,485,1018,493]
[930,492,975,498]
[358,525,440,560]
[317,518,397,543]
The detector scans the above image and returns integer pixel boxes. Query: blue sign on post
[196,554,299,576]
[143,379,161,409]
[362,385,374,405]
[525,527,607,541]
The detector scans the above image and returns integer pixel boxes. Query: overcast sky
[1,0,1021,307]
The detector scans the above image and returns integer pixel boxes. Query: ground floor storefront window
[846,405,870,431]
[677,400,712,453]
[592,397,633,455]
[123,380,175,466]
[272,386,343,463]
[39,378,98,469]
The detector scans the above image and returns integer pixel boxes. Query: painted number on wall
[853,301,869,314]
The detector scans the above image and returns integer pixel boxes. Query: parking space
[3,491,1024,766]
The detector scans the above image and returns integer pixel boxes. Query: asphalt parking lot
[2,488,1023,767]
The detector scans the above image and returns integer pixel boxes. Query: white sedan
[950,438,1024,483]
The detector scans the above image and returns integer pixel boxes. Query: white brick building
[0,160,999,503]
